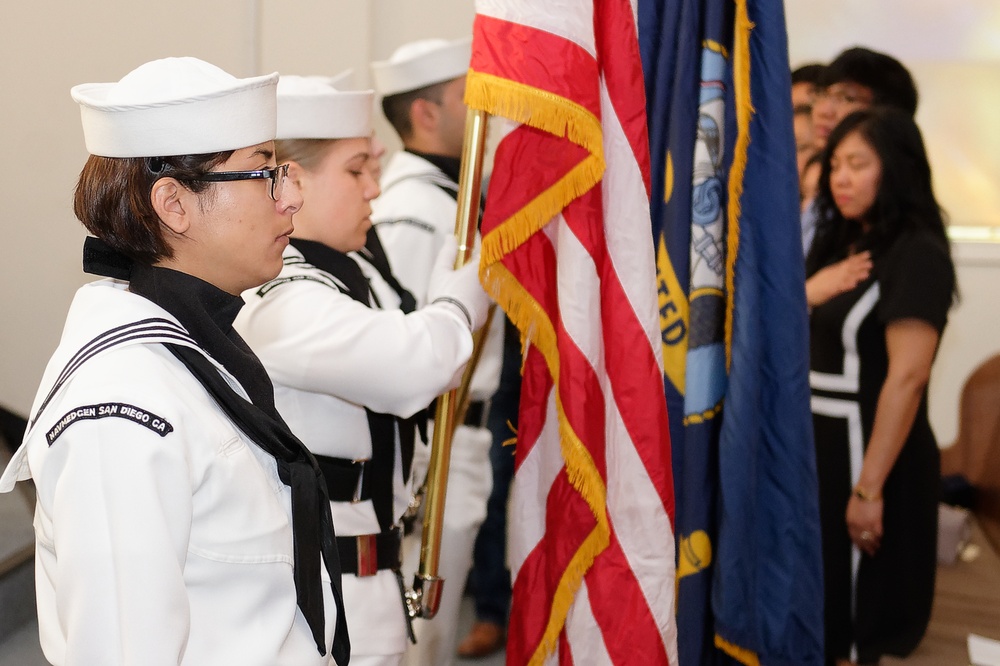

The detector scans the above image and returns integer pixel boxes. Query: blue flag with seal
[638,0,824,663]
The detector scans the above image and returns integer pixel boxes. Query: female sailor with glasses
[0,58,349,666]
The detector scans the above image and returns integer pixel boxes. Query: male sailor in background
[371,37,504,666]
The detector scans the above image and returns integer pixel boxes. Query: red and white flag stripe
[467,0,678,664]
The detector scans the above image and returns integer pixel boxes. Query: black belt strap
[300,418,398,532]
[428,398,490,428]
[464,400,489,428]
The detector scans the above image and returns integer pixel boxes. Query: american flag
[467,0,678,663]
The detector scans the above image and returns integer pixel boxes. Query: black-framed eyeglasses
[194,163,290,201]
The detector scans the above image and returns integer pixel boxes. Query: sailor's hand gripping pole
[405,108,491,620]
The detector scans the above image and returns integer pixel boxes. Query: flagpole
[407,106,490,619]
[453,304,496,425]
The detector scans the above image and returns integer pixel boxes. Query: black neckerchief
[81,237,350,663]
[354,229,428,466]
[128,263,279,420]
[405,149,486,223]
[406,149,461,185]
[289,237,418,529]
[291,238,371,304]
[356,228,418,314]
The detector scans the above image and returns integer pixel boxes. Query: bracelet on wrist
[852,485,882,502]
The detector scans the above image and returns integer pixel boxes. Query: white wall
[0,0,473,415]
[786,0,1000,228]
[0,0,260,414]
[929,243,1000,446]
[366,2,477,156]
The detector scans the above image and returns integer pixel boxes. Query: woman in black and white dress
[806,107,956,665]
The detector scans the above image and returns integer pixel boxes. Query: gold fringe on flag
[715,634,762,666]
[481,260,612,665]
[682,401,724,426]
[717,2,762,664]
[533,527,609,663]
[724,0,755,372]
[466,70,604,155]
[466,70,606,268]
[479,263,610,524]
[480,156,605,266]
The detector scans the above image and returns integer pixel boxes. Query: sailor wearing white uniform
[0,58,350,665]
[371,38,505,666]
[234,75,490,666]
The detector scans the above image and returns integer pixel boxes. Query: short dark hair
[792,63,825,86]
[809,107,951,286]
[818,47,918,116]
[381,80,448,141]
[73,151,233,265]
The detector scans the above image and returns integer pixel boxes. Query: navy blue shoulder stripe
[30,318,196,429]
[256,273,345,297]
[382,172,458,193]
[51,318,190,389]
[372,218,437,234]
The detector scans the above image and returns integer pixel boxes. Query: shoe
[457,620,506,658]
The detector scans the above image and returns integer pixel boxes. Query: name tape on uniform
[47,402,175,445]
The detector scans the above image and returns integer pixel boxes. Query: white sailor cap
[71,57,278,158]
[327,69,357,90]
[371,37,471,97]
[276,74,374,140]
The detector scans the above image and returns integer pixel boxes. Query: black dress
[809,231,953,663]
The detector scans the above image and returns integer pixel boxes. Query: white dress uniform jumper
[0,241,349,665]
[235,232,477,664]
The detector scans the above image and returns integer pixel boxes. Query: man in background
[792,63,825,178]
[371,37,505,666]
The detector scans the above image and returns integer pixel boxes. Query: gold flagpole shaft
[453,304,496,427]
[410,107,490,619]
